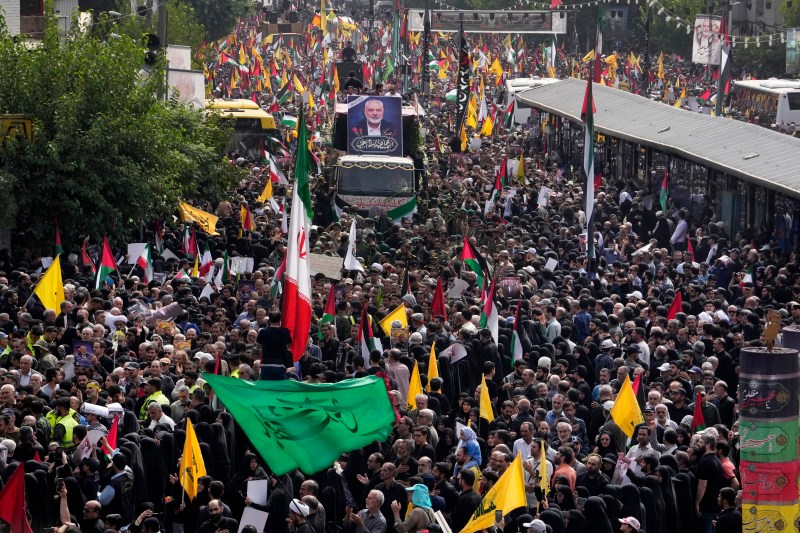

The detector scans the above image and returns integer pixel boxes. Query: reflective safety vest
[46,409,80,447]
[139,391,170,420]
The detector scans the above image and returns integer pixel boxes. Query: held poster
[346,95,403,157]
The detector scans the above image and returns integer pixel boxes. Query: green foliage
[188,0,252,41]
[0,3,240,246]
[731,43,787,78]
[783,1,800,27]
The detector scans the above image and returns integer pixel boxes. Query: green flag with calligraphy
[202,374,396,475]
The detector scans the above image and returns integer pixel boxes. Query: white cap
[194,351,213,363]
[626,291,643,300]
[619,517,641,531]
[523,519,547,533]
[603,400,615,411]
[601,339,615,350]
[658,362,671,371]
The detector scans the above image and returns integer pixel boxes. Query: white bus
[732,79,800,131]
[505,77,560,125]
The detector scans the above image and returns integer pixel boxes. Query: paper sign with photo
[72,340,93,367]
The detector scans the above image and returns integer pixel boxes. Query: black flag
[455,21,471,139]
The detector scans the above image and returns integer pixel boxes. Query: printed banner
[407,10,567,34]
[740,460,799,504]
[692,15,723,65]
[788,29,800,75]
[346,95,403,156]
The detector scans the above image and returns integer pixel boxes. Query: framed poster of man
[346,95,403,156]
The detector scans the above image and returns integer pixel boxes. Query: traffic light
[144,33,160,67]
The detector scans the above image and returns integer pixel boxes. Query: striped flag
[582,77,596,226]
[479,278,499,344]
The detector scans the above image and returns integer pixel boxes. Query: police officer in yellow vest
[138,378,170,422]
[46,397,81,450]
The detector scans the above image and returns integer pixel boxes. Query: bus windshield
[338,166,414,196]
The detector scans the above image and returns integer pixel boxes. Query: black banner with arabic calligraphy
[455,21,471,138]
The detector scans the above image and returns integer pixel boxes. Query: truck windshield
[338,166,414,196]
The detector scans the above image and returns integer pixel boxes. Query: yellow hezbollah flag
[379,304,408,336]
[406,361,423,411]
[180,419,207,500]
[479,114,494,136]
[178,202,219,236]
[538,439,549,495]
[459,454,526,533]
[293,74,306,93]
[479,374,494,422]
[657,52,664,80]
[425,344,439,392]
[34,254,64,312]
[258,178,273,204]
[515,153,525,183]
[582,50,595,63]
[610,375,644,438]
[191,253,199,277]
[460,124,467,151]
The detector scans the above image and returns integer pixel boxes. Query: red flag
[687,237,695,259]
[106,414,120,451]
[431,278,447,321]
[594,173,602,190]
[33,451,41,462]
[81,239,96,274]
[691,392,706,431]
[551,0,563,7]
[631,371,642,396]
[0,464,33,533]
[666,291,683,320]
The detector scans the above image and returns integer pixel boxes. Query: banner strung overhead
[407,10,567,34]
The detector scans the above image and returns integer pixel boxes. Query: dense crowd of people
[2,3,798,533]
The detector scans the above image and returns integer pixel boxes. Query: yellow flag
[178,202,219,236]
[293,74,306,93]
[406,361,423,411]
[459,454,526,533]
[479,115,494,136]
[333,65,340,92]
[34,255,64,312]
[538,440,549,495]
[379,304,408,336]
[258,178,273,204]
[320,0,327,33]
[460,124,467,151]
[489,58,503,77]
[191,253,199,277]
[479,375,494,422]
[582,50,595,63]
[657,52,664,80]
[179,419,207,500]
[425,344,439,392]
[308,91,315,110]
[610,375,644,438]
[516,154,525,183]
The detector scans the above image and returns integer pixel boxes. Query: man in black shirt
[341,41,357,61]
[198,499,239,533]
[695,434,724,533]
[343,71,363,92]
[256,310,293,380]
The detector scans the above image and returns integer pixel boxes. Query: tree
[0,2,240,248]
[188,0,252,41]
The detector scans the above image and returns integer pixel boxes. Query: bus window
[338,166,414,196]
[787,93,800,111]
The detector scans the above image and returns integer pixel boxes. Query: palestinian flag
[659,168,669,212]
[496,155,508,186]
[174,269,190,281]
[275,79,293,104]
[318,282,337,340]
[691,392,706,432]
[54,225,63,256]
[478,278,499,344]
[511,302,524,363]
[358,306,383,358]
[742,264,754,287]
[461,235,488,292]
[199,243,214,281]
[81,239,96,274]
[503,98,515,128]
[387,196,418,223]
[95,237,117,290]
[135,244,154,284]
[270,253,286,298]
[484,166,503,214]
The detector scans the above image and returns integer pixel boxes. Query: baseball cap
[123,362,140,370]
[626,291,643,300]
[657,362,670,371]
[0,332,7,341]
[522,519,547,533]
[689,366,702,374]
[601,339,615,350]
[619,517,641,532]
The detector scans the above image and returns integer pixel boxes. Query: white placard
[239,508,269,533]
[161,248,180,261]
[309,253,343,280]
[247,479,270,506]
[447,279,469,299]
[41,257,54,269]
[538,186,554,207]
[127,243,148,264]
[440,342,467,363]
[544,258,558,272]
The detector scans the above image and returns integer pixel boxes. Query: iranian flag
[478,278,499,344]
[318,282,337,340]
[358,306,382,358]
[387,196,418,223]
[659,168,669,212]
[95,237,117,289]
[135,244,154,284]
[461,235,487,292]
[282,110,313,362]
[199,243,214,281]
[511,302,524,363]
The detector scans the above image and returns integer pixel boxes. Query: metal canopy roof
[517,78,800,200]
